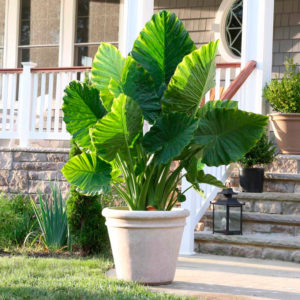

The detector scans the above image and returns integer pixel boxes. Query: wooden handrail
[0,68,23,74]
[216,62,241,68]
[31,66,91,73]
[220,60,256,100]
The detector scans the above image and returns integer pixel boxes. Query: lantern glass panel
[214,205,227,232]
[229,206,241,231]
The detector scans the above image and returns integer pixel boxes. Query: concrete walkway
[150,254,300,300]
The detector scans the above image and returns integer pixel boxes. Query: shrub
[31,185,68,250]
[238,131,277,168]
[0,194,36,249]
[263,58,300,113]
[67,142,109,255]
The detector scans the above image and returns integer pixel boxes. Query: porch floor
[150,254,300,299]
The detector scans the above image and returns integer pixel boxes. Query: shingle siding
[273,0,300,78]
[155,0,300,79]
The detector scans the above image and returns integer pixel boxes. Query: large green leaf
[91,94,143,161]
[109,56,161,123]
[194,109,269,166]
[61,152,112,195]
[63,81,106,149]
[131,10,196,93]
[142,112,198,164]
[162,41,219,115]
[197,100,238,118]
[91,43,125,110]
[186,170,225,189]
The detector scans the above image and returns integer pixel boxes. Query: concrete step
[237,192,300,215]
[194,232,300,263]
[202,211,300,237]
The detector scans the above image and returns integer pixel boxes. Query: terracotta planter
[102,207,189,285]
[269,113,300,154]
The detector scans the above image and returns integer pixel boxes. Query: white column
[59,0,76,66]
[3,0,20,68]
[240,0,274,114]
[179,177,197,255]
[18,62,36,147]
[118,0,154,57]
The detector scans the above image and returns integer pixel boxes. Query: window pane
[19,47,59,68]
[229,207,241,232]
[0,0,5,47]
[75,0,120,66]
[214,205,227,232]
[19,0,60,67]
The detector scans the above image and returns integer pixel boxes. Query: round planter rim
[102,207,190,220]
[269,112,300,117]
[239,167,265,171]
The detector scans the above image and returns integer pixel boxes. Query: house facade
[0,0,299,79]
[1,0,300,258]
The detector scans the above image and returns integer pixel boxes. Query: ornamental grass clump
[62,10,268,211]
[263,58,300,113]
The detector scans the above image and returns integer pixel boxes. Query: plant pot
[269,113,300,154]
[239,168,264,193]
[102,207,189,285]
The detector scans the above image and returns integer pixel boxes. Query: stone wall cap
[237,192,300,202]
[0,147,70,153]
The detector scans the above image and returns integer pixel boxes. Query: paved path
[151,254,300,299]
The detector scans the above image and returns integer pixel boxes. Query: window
[214,0,243,62]
[0,0,5,67]
[18,0,61,67]
[225,0,243,57]
[74,0,120,66]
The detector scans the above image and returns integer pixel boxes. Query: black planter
[239,168,264,193]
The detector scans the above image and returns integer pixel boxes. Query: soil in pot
[239,168,264,193]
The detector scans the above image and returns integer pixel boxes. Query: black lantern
[211,188,244,235]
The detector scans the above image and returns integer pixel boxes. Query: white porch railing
[0,62,241,147]
[0,62,91,147]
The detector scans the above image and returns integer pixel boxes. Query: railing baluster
[31,73,39,132]
[215,68,221,100]
[9,74,16,132]
[225,68,231,90]
[1,74,8,132]
[54,72,61,133]
[39,73,46,132]
[47,73,54,133]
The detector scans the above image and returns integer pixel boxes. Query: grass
[0,255,190,300]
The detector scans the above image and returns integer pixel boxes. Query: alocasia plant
[62,10,268,211]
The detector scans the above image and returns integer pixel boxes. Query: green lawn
[0,255,189,300]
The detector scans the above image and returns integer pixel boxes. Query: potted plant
[61,10,267,285]
[238,131,277,193]
[263,58,300,154]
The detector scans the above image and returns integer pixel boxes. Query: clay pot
[269,113,300,154]
[102,207,189,285]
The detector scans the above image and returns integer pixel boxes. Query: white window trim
[213,0,241,62]
[3,0,20,68]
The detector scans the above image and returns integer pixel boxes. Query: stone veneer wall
[0,147,69,200]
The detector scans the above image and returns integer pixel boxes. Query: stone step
[194,232,300,263]
[230,171,300,193]
[202,211,300,237]
[264,173,300,193]
[237,192,300,215]
[266,154,300,174]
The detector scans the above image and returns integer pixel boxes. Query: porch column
[241,0,274,114]
[118,0,154,57]
[59,0,76,67]
[3,0,20,68]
